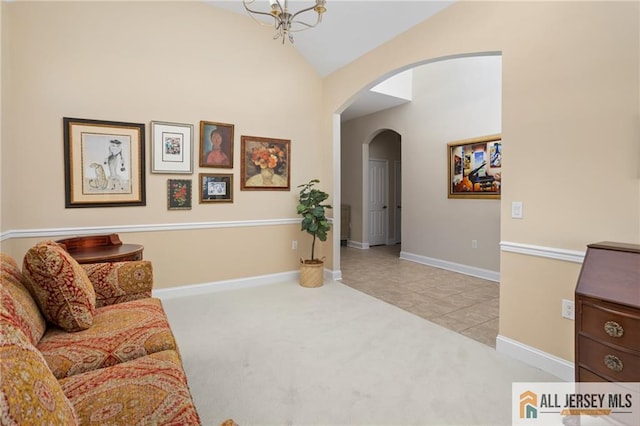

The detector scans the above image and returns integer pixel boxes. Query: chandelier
[242,0,327,44]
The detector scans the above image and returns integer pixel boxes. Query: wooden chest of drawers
[575,242,640,382]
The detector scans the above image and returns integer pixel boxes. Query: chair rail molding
[500,241,585,264]
[0,218,300,242]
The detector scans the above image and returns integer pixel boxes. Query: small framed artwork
[151,121,193,174]
[199,173,233,203]
[199,121,234,168]
[240,135,290,191]
[63,117,145,208]
[447,134,502,199]
[167,179,192,210]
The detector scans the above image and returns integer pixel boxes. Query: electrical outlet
[472,240,478,249]
[562,299,575,320]
[291,240,298,250]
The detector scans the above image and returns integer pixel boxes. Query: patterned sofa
[0,241,201,425]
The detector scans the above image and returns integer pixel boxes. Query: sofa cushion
[1,253,46,345]
[38,297,178,379]
[0,323,78,425]
[59,350,201,425]
[82,260,154,307]
[22,241,96,332]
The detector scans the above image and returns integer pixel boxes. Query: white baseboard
[346,240,368,249]
[496,334,574,382]
[153,270,299,300]
[154,268,338,300]
[400,251,500,282]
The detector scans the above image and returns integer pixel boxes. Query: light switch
[511,201,523,219]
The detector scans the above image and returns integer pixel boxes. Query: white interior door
[394,160,402,244]
[369,159,388,246]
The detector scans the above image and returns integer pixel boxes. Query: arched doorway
[367,130,401,247]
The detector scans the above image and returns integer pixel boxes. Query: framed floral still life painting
[151,121,193,174]
[199,121,234,168]
[63,117,145,208]
[240,135,290,191]
[199,173,233,203]
[447,134,502,199]
[167,179,192,210]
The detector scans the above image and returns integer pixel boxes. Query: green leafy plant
[296,179,332,261]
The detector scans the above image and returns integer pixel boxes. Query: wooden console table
[56,234,144,264]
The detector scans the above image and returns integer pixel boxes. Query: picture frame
[151,121,194,174]
[240,135,290,191]
[167,179,192,210]
[199,121,234,168]
[199,173,233,203]
[447,134,502,199]
[63,117,145,208]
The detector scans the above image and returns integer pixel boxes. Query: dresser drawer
[577,366,608,382]
[578,335,640,381]
[579,299,640,352]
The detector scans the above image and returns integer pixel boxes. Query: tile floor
[340,244,500,347]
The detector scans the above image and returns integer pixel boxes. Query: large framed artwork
[199,121,234,168]
[447,134,501,199]
[240,135,290,191]
[63,117,145,208]
[151,121,193,174]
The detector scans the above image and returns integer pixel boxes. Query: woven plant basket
[299,259,324,288]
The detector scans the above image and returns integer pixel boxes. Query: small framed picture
[167,179,192,210]
[199,121,234,168]
[199,173,233,203]
[240,135,290,191]
[151,121,194,174]
[63,117,145,208]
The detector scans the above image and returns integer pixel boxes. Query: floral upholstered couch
[0,241,201,425]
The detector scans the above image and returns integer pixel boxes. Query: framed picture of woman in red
[199,121,234,168]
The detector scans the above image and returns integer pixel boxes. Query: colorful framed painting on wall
[240,135,290,191]
[447,134,501,199]
[167,179,192,210]
[199,121,234,168]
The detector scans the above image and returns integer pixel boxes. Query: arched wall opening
[336,53,502,281]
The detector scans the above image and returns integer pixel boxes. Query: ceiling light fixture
[242,0,327,44]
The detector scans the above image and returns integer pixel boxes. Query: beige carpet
[161,280,559,425]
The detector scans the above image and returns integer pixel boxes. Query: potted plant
[296,179,332,287]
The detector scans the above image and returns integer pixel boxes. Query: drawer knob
[604,321,624,338]
[604,354,624,372]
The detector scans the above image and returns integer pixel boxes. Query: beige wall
[0,1,329,287]
[327,1,639,361]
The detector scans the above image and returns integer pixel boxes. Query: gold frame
[167,179,192,210]
[199,173,233,203]
[199,121,234,168]
[240,135,291,191]
[447,134,501,199]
